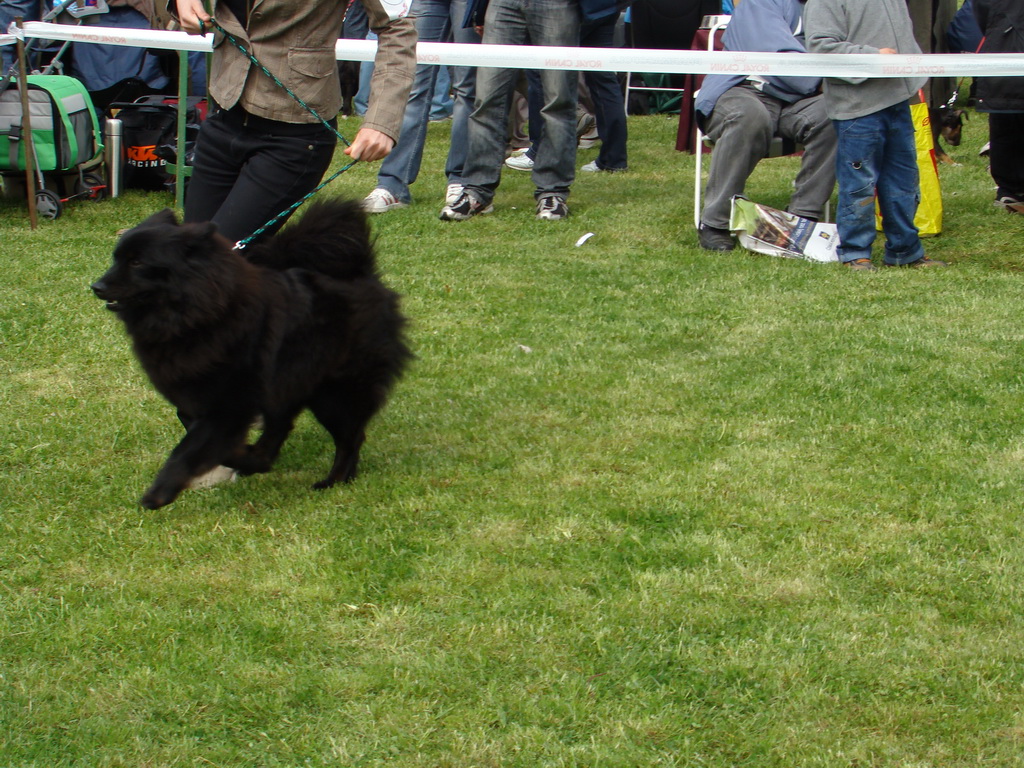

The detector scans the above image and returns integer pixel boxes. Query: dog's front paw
[140,481,182,509]
[139,490,170,509]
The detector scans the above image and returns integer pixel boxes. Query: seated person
[695,0,836,251]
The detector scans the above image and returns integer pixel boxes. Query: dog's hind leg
[308,384,383,489]
[141,417,251,509]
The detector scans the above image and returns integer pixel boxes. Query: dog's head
[91,209,237,334]
[934,106,968,146]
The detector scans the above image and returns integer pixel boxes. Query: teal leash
[204,18,358,249]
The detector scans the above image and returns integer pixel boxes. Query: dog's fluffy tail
[247,198,377,281]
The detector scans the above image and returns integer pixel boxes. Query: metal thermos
[104,118,123,198]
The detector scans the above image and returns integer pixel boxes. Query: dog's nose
[91,280,108,299]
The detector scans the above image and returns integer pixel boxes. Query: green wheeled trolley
[0,73,106,220]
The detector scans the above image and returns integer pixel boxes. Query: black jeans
[184,106,338,245]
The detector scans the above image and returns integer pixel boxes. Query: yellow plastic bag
[876,96,943,236]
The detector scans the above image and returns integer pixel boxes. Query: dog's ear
[177,221,226,257]
[135,208,179,229]
[180,221,219,241]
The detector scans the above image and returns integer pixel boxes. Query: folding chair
[691,15,828,229]
[693,114,805,229]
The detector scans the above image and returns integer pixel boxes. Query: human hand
[344,128,395,163]
[175,0,211,35]
[879,47,898,55]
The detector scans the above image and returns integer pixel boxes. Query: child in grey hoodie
[805,0,947,269]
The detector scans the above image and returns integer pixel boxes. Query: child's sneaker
[439,190,493,221]
[536,194,569,220]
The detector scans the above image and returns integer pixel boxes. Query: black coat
[973,0,1024,113]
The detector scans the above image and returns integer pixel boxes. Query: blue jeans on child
[834,101,924,266]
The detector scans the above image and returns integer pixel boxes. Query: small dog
[92,199,411,509]
[929,105,968,165]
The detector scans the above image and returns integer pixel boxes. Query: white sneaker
[362,187,407,214]
[445,183,464,206]
[581,160,626,173]
[504,153,534,171]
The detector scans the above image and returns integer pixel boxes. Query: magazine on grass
[729,197,839,263]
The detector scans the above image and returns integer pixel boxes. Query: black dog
[92,199,411,509]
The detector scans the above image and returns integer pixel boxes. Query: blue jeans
[376,0,479,203]
[430,65,454,120]
[463,0,580,204]
[354,31,377,117]
[834,101,923,265]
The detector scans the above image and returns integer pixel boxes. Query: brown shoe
[845,258,877,271]
[996,195,1024,214]
[887,256,949,269]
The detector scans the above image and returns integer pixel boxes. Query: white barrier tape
[5,20,23,40]
[16,21,211,53]
[5,21,1024,79]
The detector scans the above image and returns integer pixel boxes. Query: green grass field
[3,112,1024,766]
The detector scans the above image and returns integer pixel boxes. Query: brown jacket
[174,1,416,139]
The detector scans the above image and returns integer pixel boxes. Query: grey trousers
[700,85,837,230]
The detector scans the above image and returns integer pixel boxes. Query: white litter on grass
[575,232,595,247]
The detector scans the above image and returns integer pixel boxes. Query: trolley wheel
[35,188,63,220]
[76,173,107,201]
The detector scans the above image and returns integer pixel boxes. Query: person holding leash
[171,0,416,243]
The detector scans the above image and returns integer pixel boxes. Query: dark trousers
[522,13,627,171]
[184,106,338,245]
[989,112,1024,200]
[581,14,628,170]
